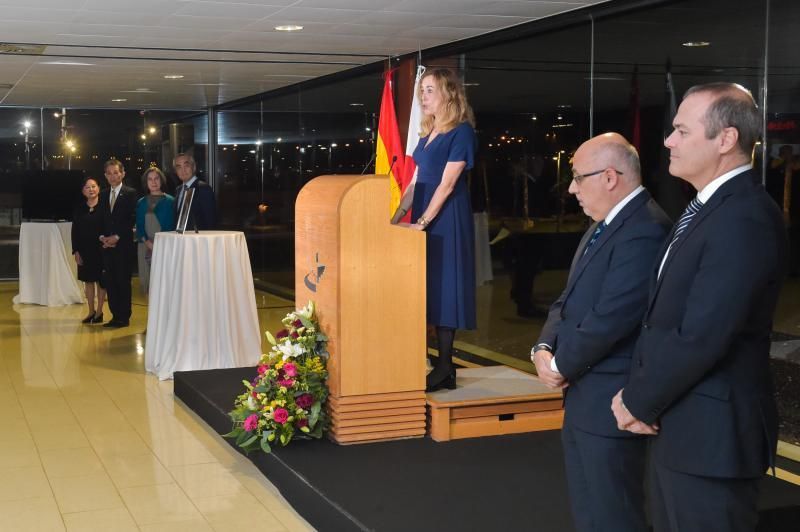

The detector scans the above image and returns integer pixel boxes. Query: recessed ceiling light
[275,24,303,32]
[163,74,184,79]
[349,102,364,107]
[40,61,95,66]
[111,98,127,102]
[682,41,710,47]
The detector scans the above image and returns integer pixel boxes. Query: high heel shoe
[425,368,457,392]
[90,313,104,324]
[81,313,95,324]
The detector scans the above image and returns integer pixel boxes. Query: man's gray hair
[684,82,761,156]
[603,142,641,184]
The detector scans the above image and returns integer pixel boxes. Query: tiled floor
[0,281,309,532]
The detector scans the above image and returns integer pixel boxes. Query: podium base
[426,366,564,442]
[328,391,426,444]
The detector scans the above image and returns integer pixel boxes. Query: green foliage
[224,301,330,454]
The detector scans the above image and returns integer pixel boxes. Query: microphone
[360,154,398,175]
[360,153,376,175]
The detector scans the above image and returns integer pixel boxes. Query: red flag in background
[376,70,406,215]
[628,65,641,151]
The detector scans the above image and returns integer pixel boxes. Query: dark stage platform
[175,367,800,532]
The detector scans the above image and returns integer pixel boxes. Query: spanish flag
[376,70,406,216]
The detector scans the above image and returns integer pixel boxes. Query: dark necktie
[668,196,704,250]
[583,221,606,256]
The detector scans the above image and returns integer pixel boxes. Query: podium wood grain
[295,175,427,443]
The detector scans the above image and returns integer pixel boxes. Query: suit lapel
[563,190,650,301]
[647,172,752,313]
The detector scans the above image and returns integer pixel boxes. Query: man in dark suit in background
[173,153,216,230]
[99,159,137,328]
[532,132,671,532]
[613,83,787,532]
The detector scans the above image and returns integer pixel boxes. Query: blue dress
[412,122,477,330]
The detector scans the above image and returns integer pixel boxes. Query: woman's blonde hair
[418,68,475,137]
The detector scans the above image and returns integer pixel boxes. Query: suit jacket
[624,170,787,478]
[99,185,137,256]
[176,178,216,230]
[537,189,671,437]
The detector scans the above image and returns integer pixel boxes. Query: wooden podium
[295,175,427,444]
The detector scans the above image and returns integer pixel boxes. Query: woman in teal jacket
[136,167,175,294]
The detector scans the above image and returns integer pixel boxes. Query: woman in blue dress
[391,68,477,392]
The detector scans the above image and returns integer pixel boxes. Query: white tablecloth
[14,222,83,306]
[145,231,261,380]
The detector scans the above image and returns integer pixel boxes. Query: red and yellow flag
[376,70,406,215]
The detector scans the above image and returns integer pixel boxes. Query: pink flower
[293,319,303,327]
[283,362,298,377]
[296,418,308,429]
[251,391,258,398]
[257,364,268,375]
[277,378,294,388]
[276,329,289,339]
[291,331,299,339]
[273,408,289,424]
[295,393,313,409]
[243,414,259,432]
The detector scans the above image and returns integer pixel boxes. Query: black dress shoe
[426,368,457,392]
[90,313,103,324]
[81,313,95,324]
[103,320,129,328]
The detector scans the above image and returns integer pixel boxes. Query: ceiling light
[556,104,572,109]
[275,24,303,32]
[463,82,480,87]
[682,41,710,47]
[349,103,364,107]
[40,61,95,66]
[148,127,156,134]
[111,98,127,102]
[163,74,184,79]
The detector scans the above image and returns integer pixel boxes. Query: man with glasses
[531,132,670,532]
[612,83,786,532]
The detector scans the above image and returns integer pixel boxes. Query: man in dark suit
[613,83,787,531]
[173,153,216,230]
[532,132,671,532]
[99,159,137,328]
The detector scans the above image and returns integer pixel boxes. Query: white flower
[297,301,314,320]
[247,396,258,410]
[277,340,305,360]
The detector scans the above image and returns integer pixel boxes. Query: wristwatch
[417,216,429,228]
[531,343,552,357]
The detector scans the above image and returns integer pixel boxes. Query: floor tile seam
[190,490,285,526]
[118,480,217,529]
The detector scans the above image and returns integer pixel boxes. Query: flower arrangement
[224,301,329,453]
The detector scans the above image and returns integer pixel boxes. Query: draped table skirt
[145,231,261,380]
[14,222,83,306]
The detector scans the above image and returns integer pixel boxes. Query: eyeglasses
[571,167,623,184]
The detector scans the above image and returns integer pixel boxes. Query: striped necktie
[669,196,704,249]
[583,221,606,256]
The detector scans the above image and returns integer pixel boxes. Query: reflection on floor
[0,280,308,532]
